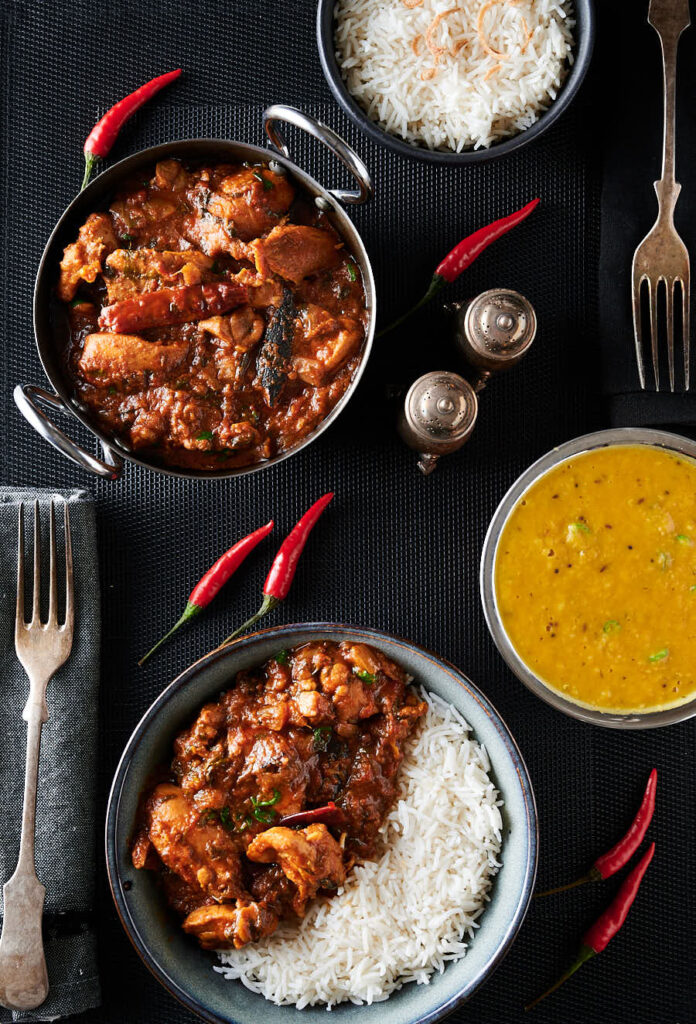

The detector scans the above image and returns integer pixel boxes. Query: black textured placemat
[0,1,693,1023]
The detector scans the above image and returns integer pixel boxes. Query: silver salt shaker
[397,372,478,476]
[449,287,537,390]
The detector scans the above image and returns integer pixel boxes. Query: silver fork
[0,501,74,1012]
[631,0,691,392]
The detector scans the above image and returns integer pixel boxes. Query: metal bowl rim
[480,426,696,729]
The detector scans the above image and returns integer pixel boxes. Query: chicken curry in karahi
[131,642,426,950]
[57,158,367,470]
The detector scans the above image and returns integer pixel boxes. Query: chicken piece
[182,900,279,950]
[129,405,168,447]
[154,158,190,191]
[79,333,188,385]
[292,305,363,386]
[233,732,309,817]
[166,393,220,451]
[292,689,333,724]
[57,213,117,302]
[98,281,247,333]
[216,419,260,450]
[252,225,341,284]
[206,167,295,241]
[143,783,244,901]
[183,208,253,261]
[104,248,215,302]
[330,678,378,724]
[199,307,264,352]
[246,824,345,915]
[243,272,285,310]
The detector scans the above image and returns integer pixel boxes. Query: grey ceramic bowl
[317,0,595,164]
[481,427,696,730]
[106,623,537,1024]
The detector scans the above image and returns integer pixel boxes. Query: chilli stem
[377,274,444,338]
[525,945,595,1011]
[221,594,280,647]
[138,603,199,666]
[81,152,97,191]
[534,872,596,898]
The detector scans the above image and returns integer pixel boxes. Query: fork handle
[0,707,49,1010]
[651,14,687,197]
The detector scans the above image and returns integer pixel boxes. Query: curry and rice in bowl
[56,158,368,472]
[106,626,537,1021]
[482,430,696,727]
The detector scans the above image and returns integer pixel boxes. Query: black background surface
[0,1,694,1022]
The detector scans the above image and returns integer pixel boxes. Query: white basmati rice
[214,689,503,1008]
[334,0,575,152]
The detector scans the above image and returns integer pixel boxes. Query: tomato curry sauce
[131,642,426,950]
[57,159,367,470]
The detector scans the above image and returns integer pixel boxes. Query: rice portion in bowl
[334,0,575,152]
[214,690,503,1008]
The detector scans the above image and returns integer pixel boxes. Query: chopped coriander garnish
[570,521,590,533]
[603,620,621,635]
[648,648,669,662]
[275,649,289,665]
[354,668,377,685]
[251,790,281,823]
[677,534,693,546]
[690,584,696,592]
[196,430,214,441]
[69,297,85,307]
[313,726,332,751]
[199,808,219,826]
[253,169,274,190]
[120,233,134,248]
[107,385,117,395]
[346,260,357,282]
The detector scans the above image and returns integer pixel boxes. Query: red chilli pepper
[138,520,273,666]
[222,493,334,645]
[278,802,347,830]
[536,769,657,897]
[82,69,183,191]
[526,843,655,1011]
[378,198,540,337]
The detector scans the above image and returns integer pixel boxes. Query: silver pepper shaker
[397,372,478,476]
[450,288,537,390]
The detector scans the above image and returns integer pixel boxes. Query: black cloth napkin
[0,489,100,1021]
[598,0,696,427]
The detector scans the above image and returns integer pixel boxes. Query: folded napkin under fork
[0,489,100,1022]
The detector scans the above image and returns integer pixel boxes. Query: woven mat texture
[0,0,693,1022]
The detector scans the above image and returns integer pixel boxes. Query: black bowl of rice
[317,0,595,162]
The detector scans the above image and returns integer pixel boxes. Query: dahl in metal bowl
[481,428,696,729]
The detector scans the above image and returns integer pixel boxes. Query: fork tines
[632,271,691,392]
[16,500,74,632]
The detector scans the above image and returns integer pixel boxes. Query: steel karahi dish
[481,428,696,729]
[19,107,375,481]
[57,158,367,472]
[106,625,537,1023]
